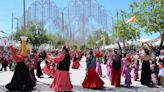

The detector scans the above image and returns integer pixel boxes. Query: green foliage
[71,45,78,50]
[46,33,57,46]
[46,33,66,48]
[80,44,87,50]
[130,0,164,33]
[14,23,49,46]
[87,29,111,48]
[14,28,27,41]
[56,37,65,47]
[113,10,139,45]
[28,25,48,46]
[114,20,139,41]
[130,0,164,46]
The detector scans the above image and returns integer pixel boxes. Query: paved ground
[0,61,163,92]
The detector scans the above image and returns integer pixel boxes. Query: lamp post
[23,0,26,32]
[11,13,19,43]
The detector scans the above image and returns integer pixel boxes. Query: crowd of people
[0,42,164,91]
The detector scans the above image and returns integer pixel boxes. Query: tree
[130,0,164,47]
[14,23,49,46]
[71,45,78,50]
[87,29,111,48]
[46,33,57,46]
[29,24,49,46]
[114,20,139,47]
[14,26,33,42]
[80,44,87,50]
[113,10,139,47]
[56,37,65,47]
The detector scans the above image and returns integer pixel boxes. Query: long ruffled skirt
[42,64,50,75]
[96,61,102,77]
[48,65,56,77]
[82,66,104,89]
[111,68,121,87]
[5,62,36,91]
[50,70,73,91]
[106,64,112,81]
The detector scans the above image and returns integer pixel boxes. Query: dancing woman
[72,51,80,69]
[82,50,104,89]
[95,50,103,77]
[49,46,73,91]
[140,42,153,87]
[5,46,36,91]
[36,52,44,78]
[106,53,112,81]
[111,42,122,87]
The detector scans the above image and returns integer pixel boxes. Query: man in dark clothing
[155,47,160,57]
[0,54,8,71]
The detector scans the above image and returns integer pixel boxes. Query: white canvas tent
[101,39,152,50]
[0,38,19,48]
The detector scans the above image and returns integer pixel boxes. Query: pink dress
[133,63,139,81]
[48,64,56,77]
[42,61,50,75]
[106,56,112,81]
[72,60,80,69]
[46,55,56,77]
[124,67,132,86]
[106,61,112,81]
[42,52,55,76]
[121,58,127,77]
[49,53,73,91]
[96,58,102,77]
[72,55,80,69]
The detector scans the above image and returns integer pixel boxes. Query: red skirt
[48,66,56,77]
[42,64,50,75]
[72,61,80,69]
[82,66,104,89]
[50,70,73,91]
[111,68,121,87]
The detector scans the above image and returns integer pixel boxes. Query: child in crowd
[124,64,132,87]
[121,53,127,77]
[159,58,164,89]
[133,60,139,81]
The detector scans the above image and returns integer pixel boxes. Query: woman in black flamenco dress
[140,43,153,87]
[5,46,36,91]
[141,60,152,86]
[36,51,46,78]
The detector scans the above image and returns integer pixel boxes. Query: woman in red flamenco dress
[82,50,104,89]
[42,52,52,76]
[42,60,50,75]
[72,52,80,69]
[46,55,56,78]
[49,46,73,91]
[47,63,56,78]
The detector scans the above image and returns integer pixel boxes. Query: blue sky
[0,0,160,39]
